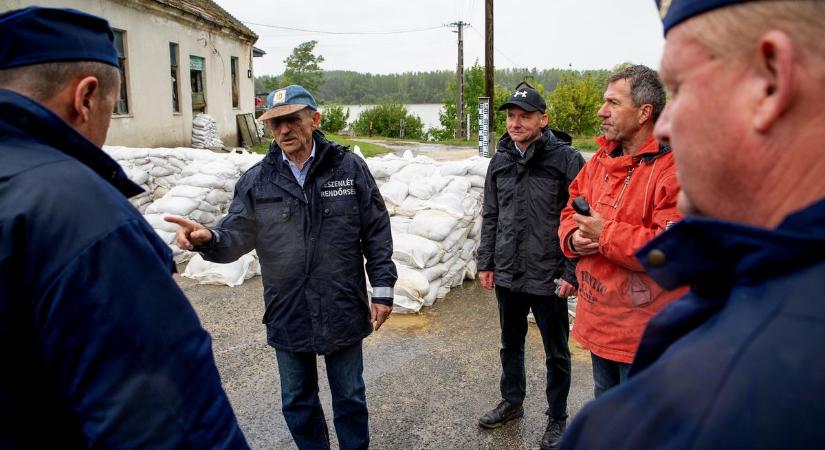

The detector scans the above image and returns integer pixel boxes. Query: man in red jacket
[558,65,686,397]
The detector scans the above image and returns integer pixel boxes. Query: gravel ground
[178,273,595,450]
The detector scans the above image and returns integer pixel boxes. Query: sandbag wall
[365,152,490,313]
[106,146,489,313]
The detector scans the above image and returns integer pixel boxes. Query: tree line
[256,40,628,139]
[256,66,608,106]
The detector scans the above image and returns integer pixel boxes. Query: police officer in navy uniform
[167,85,397,450]
[559,1,825,449]
[0,7,248,449]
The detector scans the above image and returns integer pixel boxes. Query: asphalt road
[179,274,595,450]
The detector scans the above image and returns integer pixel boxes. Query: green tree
[254,74,280,94]
[352,103,423,139]
[320,104,350,133]
[546,72,603,136]
[282,40,325,92]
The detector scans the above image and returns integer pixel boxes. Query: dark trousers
[496,286,571,419]
[275,342,368,450]
[590,352,631,398]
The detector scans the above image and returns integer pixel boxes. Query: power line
[468,24,520,67]
[241,20,445,36]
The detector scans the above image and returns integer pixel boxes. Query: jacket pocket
[628,272,652,307]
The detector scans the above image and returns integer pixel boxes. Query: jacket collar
[596,135,670,165]
[638,198,825,293]
[0,89,143,198]
[497,127,571,161]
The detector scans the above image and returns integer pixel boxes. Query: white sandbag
[366,158,409,179]
[468,158,491,177]
[392,232,442,269]
[392,292,423,314]
[395,196,428,217]
[420,263,449,282]
[177,173,223,189]
[460,238,477,261]
[423,279,442,306]
[189,210,217,226]
[469,175,486,188]
[146,196,199,216]
[182,252,260,287]
[379,181,408,206]
[444,177,471,195]
[409,210,459,242]
[469,218,483,238]
[205,189,233,206]
[389,163,437,185]
[153,229,177,245]
[439,160,472,177]
[144,213,180,233]
[465,260,478,280]
[390,216,412,234]
[168,185,210,199]
[407,175,451,200]
[395,265,430,300]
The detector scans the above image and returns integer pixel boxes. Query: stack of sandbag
[105,145,262,267]
[108,145,491,304]
[191,113,223,148]
[364,151,490,313]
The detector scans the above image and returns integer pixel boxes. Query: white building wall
[3,0,256,148]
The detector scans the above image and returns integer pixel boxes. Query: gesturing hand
[164,215,213,250]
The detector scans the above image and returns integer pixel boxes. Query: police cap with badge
[0,6,119,70]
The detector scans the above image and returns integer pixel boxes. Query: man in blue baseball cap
[0,7,248,449]
[166,84,397,450]
[558,1,825,448]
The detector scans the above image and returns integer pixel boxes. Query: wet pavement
[179,274,595,450]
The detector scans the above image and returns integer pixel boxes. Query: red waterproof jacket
[559,135,688,363]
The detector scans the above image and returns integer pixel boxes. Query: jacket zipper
[613,167,634,208]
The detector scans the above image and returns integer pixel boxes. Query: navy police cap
[0,6,118,70]
[658,0,760,35]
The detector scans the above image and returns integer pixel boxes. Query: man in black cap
[477,82,585,449]
[0,7,248,449]
[558,1,825,449]
[166,84,397,450]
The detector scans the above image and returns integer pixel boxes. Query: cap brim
[259,104,309,121]
[498,101,542,113]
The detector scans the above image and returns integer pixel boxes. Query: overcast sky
[213,0,666,76]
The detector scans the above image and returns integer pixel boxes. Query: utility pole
[449,21,467,139]
[485,0,494,153]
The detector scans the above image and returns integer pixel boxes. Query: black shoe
[478,400,524,429]
[540,417,567,449]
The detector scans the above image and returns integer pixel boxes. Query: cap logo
[514,90,528,98]
[273,89,287,104]
[659,0,672,19]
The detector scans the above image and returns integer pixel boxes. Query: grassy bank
[249,134,390,157]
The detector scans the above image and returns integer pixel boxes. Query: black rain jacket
[199,131,397,354]
[477,128,585,295]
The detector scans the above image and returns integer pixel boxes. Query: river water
[319,103,444,131]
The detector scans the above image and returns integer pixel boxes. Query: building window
[230,56,239,108]
[190,56,206,112]
[112,29,129,115]
[170,43,180,113]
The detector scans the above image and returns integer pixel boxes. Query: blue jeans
[590,353,632,398]
[496,286,571,419]
[275,342,368,450]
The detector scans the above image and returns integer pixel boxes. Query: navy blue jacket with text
[0,89,248,449]
[198,131,397,355]
[558,198,825,450]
